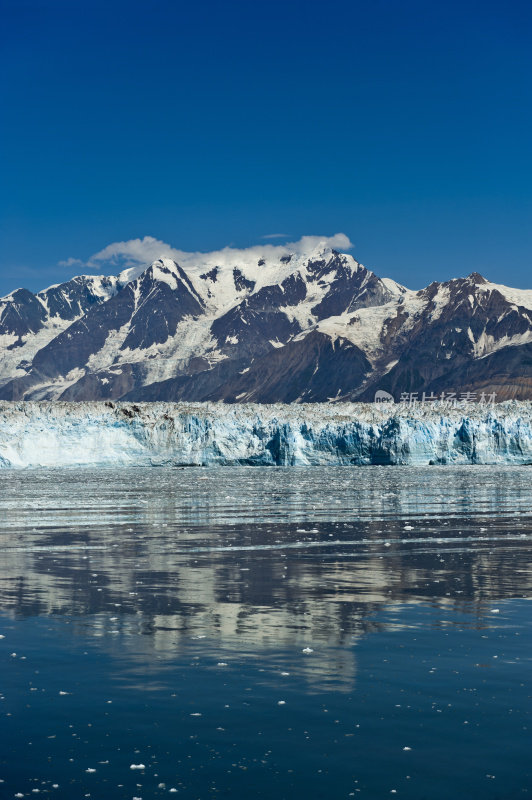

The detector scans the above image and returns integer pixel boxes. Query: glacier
[2,400,532,468]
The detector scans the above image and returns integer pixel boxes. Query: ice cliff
[2,401,532,468]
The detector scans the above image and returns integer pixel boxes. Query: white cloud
[87,236,183,269]
[59,233,354,277]
[261,233,289,240]
[58,256,84,268]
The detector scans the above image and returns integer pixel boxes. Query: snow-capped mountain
[0,275,120,390]
[1,240,532,402]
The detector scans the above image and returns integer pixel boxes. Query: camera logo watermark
[374,390,395,403]
[374,390,497,406]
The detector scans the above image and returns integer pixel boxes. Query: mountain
[1,241,532,402]
[0,275,120,392]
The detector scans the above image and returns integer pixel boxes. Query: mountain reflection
[1,466,531,691]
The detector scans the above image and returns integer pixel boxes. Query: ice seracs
[2,400,532,468]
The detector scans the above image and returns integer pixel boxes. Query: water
[0,465,531,799]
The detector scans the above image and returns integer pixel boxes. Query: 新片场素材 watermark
[374,390,497,406]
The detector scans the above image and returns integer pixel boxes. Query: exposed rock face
[211,332,372,403]
[0,276,119,340]
[2,243,532,402]
[358,275,532,401]
[0,288,48,338]
[307,252,395,319]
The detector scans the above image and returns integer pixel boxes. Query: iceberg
[1,400,532,468]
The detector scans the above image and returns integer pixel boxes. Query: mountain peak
[2,243,532,403]
[466,271,488,284]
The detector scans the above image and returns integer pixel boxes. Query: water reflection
[1,466,532,693]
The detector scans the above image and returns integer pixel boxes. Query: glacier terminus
[2,400,532,468]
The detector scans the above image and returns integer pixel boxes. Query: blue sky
[1,0,531,296]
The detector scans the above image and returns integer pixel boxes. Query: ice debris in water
[302,647,314,654]
[130,764,145,770]
[3,400,532,468]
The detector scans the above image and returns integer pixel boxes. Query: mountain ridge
[1,242,532,402]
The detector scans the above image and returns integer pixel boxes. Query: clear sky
[1,0,531,297]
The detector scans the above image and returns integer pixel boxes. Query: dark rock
[233,268,255,292]
[0,289,47,336]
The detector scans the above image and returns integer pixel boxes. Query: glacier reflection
[1,466,531,692]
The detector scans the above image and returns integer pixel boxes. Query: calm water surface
[0,466,531,799]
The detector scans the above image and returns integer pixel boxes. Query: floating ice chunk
[403,746,412,751]
[404,525,413,530]
[277,700,286,705]
[302,647,314,654]
[490,608,500,613]
[85,768,96,773]
[217,662,228,667]
[58,691,69,695]
[130,764,145,770]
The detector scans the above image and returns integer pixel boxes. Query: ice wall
[1,400,532,468]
